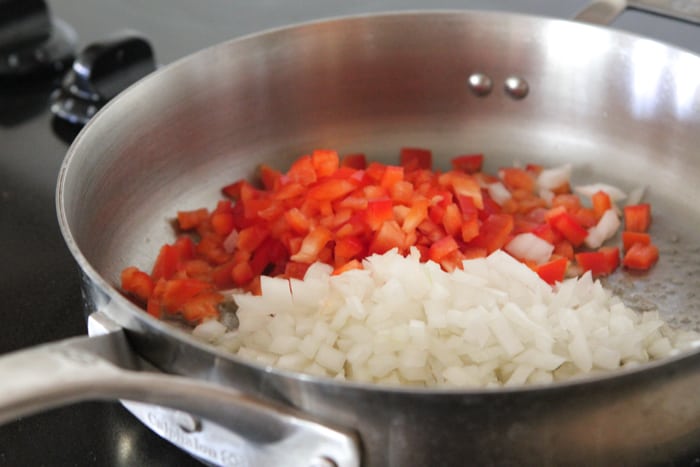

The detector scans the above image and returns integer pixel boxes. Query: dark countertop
[1,1,699,465]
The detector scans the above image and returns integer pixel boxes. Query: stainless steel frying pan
[2,1,700,465]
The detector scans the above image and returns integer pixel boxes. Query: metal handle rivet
[173,411,202,433]
[467,72,493,96]
[504,75,529,99]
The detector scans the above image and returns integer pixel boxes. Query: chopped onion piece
[537,164,571,191]
[505,233,554,265]
[201,250,700,388]
[574,183,627,202]
[538,189,555,206]
[487,182,512,205]
[222,229,239,253]
[192,319,227,342]
[584,209,620,249]
[626,186,647,206]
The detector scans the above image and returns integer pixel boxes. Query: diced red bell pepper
[249,237,287,277]
[389,180,414,204]
[591,190,612,220]
[284,261,311,280]
[548,211,588,247]
[479,190,501,220]
[428,235,459,262]
[211,260,235,289]
[428,203,446,226]
[291,226,333,263]
[440,203,461,237]
[553,240,575,260]
[124,148,661,306]
[121,267,154,303]
[401,199,429,233]
[380,165,404,190]
[307,179,356,201]
[451,154,484,174]
[159,278,216,313]
[231,261,254,286]
[535,256,568,285]
[440,171,483,209]
[622,231,651,252]
[531,223,562,245]
[334,236,365,264]
[575,246,620,277]
[340,153,367,169]
[366,198,394,231]
[177,208,209,230]
[470,213,514,254]
[400,147,432,171]
[499,167,535,193]
[273,181,305,201]
[283,207,310,234]
[572,208,597,229]
[221,179,258,201]
[237,225,270,253]
[369,220,405,255]
[152,236,196,281]
[461,218,480,243]
[183,259,213,280]
[196,233,230,265]
[624,204,651,233]
[210,212,235,236]
[333,259,363,275]
[551,194,581,213]
[180,291,223,323]
[623,242,659,270]
[287,155,318,186]
[364,162,386,183]
[259,164,282,190]
[525,163,543,176]
[311,149,340,177]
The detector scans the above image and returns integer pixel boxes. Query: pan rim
[56,8,700,396]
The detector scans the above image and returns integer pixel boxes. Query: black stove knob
[0,0,77,82]
[51,31,156,126]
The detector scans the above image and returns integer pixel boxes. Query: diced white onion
[505,233,555,265]
[584,209,621,249]
[538,189,555,206]
[537,164,571,191]
[487,182,512,205]
[574,183,627,202]
[222,229,239,253]
[192,319,227,342]
[192,249,699,388]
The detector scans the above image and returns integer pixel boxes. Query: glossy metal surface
[631,0,700,24]
[0,313,359,467]
[576,0,700,25]
[15,1,697,465]
[51,10,700,466]
[8,7,700,467]
[466,72,494,97]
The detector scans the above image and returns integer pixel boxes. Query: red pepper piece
[400,147,432,171]
[536,256,569,285]
[623,242,659,270]
[451,154,484,174]
[624,204,651,233]
[575,246,620,277]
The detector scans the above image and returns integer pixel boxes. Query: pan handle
[575,0,700,25]
[0,313,361,467]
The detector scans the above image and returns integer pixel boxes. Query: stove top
[1,1,699,465]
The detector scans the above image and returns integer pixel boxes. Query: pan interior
[61,11,700,337]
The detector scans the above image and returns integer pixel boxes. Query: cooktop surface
[1,1,699,465]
